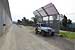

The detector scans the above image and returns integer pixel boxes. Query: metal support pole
[36,10,43,23]
[42,7,50,26]
[58,15,60,34]
[48,16,50,26]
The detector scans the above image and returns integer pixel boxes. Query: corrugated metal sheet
[33,3,59,17]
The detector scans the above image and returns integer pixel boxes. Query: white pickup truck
[35,23,55,36]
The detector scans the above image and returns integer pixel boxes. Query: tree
[28,20,34,26]
[22,17,28,25]
[23,17,26,21]
[31,17,37,24]
[22,17,26,22]
[62,15,67,27]
[17,20,22,25]
[67,19,72,24]
[61,15,72,31]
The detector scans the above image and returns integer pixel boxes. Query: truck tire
[35,31,38,34]
[35,28,38,34]
[51,32,55,36]
[41,30,46,36]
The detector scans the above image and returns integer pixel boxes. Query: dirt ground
[0,24,74,50]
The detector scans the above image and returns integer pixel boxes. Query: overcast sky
[8,0,75,22]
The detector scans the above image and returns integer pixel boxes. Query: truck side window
[36,24,40,27]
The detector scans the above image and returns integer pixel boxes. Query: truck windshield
[41,24,48,27]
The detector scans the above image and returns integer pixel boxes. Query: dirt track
[0,24,74,50]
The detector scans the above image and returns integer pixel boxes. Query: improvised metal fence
[33,3,60,33]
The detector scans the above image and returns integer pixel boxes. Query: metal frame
[33,3,60,33]
[36,10,43,22]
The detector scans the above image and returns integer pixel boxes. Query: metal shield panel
[38,8,47,17]
[44,3,59,16]
[33,3,59,17]
[33,11,41,17]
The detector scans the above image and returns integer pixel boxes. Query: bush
[60,31,75,39]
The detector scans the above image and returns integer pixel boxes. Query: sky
[8,0,75,22]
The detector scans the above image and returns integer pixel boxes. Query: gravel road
[15,25,61,50]
[0,24,74,50]
[20,25,74,50]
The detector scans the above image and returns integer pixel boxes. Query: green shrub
[60,31,75,39]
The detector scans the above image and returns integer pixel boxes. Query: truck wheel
[41,31,46,36]
[35,31,38,34]
[35,28,38,34]
[51,32,55,36]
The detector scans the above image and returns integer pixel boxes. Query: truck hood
[40,27,55,32]
[41,27,52,30]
